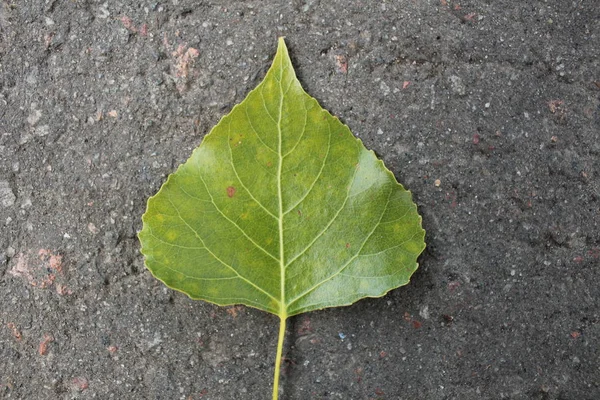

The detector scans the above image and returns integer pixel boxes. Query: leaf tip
[277,36,289,58]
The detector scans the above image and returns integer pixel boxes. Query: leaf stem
[272,315,287,400]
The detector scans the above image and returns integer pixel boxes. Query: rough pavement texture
[1,1,599,399]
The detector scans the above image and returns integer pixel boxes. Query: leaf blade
[139,38,426,318]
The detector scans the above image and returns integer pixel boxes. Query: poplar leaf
[139,37,426,398]
[139,38,425,318]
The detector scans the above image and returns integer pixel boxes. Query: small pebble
[0,181,16,207]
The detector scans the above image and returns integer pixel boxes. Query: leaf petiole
[272,315,287,400]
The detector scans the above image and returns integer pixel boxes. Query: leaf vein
[357,230,421,257]
[192,166,280,262]
[164,194,280,304]
[243,104,278,154]
[259,85,278,124]
[286,185,394,307]
[283,112,332,215]
[276,47,287,317]
[282,97,309,159]
[148,230,206,250]
[284,143,361,269]
[152,260,240,281]
[226,119,278,219]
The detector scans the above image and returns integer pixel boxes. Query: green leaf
[139,37,425,399]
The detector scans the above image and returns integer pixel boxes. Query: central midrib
[276,53,286,319]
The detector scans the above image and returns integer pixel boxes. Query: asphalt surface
[0,1,599,399]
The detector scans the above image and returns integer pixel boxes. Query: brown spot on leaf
[227,186,236,198]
